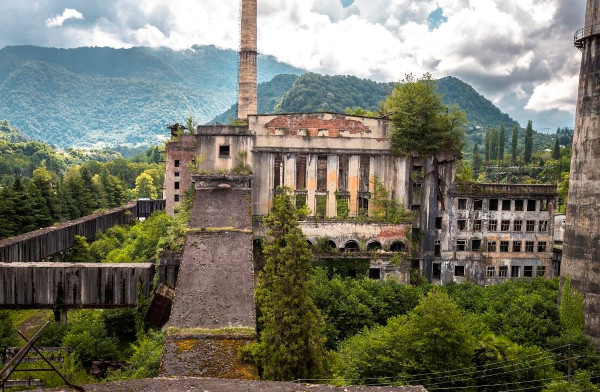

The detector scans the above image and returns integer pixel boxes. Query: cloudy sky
[0,0,585,131]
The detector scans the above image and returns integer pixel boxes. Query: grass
[166,326,256,337]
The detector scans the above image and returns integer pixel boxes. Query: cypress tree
[472,143,482,179]
[524,121,533,164]
[489,129,498,161]
[484,131,491,165]
[498,124,505,161]
[11,177,36,234]
[552,137,561,160]
[511,125,518,165]
[26,182,53,229]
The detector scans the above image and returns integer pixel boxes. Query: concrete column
[348,156,360,216]
[306,155,317,215]
[284,154,296,189]
[327,155,339,217]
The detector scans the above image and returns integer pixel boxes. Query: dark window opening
[435,217,442,229]
[317,155,328,191]
[514,220,522,231]
[390,241,406,252]
[474,199,483,210]
[456,240,466,251]
[540,199,549,211]
[500,241,509,252]
[411,259,420,269]
[458,198,467,210]
[367,241,382,251]
[539,220,548,232]
[433,263,441,280]
[174,181,180,190]
[525,241,535,252]
[296,155,307,189]
[513,241,522,252]
[175,171,180,177]
[502,199,511,210]
[489,199,499,211]
[515,199,524,211]
[487,241,497,252]
[499,266,508,277]
[348,269,357,278]
[369,268,381,280]
[435,240,441,257]
[458,219,467,231]
[501,220,510,231]
[526,220,536,231]
[358,196,369,216]
[359,156,370,192]
[338,155,349,192]
[219,145,230,158]
[273,154,284,190]
[174,194,180,202]
[537,266,546,277]
[527,200,537,211]
[486,266,495,277]
[538,241,547,252]
[523,266,534,277]
[455,265,465,277]
[511,265,520,278]
[174,209,179,214]
[306,240,313,248]
[488,220,497,231]
[295,193,307,209]
[472,239,482,251]
[410,204,420,212]
[174,159,180,168]
[344,240,360,252]
[327,240,337,251]
[474,220,482,231]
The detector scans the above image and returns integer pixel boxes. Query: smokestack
[237,0,257,120]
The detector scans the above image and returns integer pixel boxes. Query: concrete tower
[562,0,600,343]
[237,0,258,120]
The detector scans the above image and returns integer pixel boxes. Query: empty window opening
[499,266,508,277]
[344,240,360,252]
[473,220,482,231]
[174,209,179,215]
[327,240,337,251]
[317,155,328,191]
[489,199,499,211]
[486,266,496,277]
[500,241,510,252]
[273,154,284,190]
[390,241,406,252]
[458,219,467,231]
[435,217,443,229]
[525,241,535,252]
[175,171,180,177]
[348,269,357,278]
[487,241,497,252]
[369,268,382,280]
[511,265,521,278]
[296,155,307,189]
[537,266,546,277]
[539,220,548,232]
[514,220,523,231]
[433,263,441,280]
[474,199,483,210]
[174,159,180,168]
[435,240,441,257]
[540,199,548,211]
[315,194,327,219]
[472,239,482,251]
[501,220,510,231]
[295,193,307,210]
[526,220,536,231]
[502,199,511,210]
[458,198,467,210]
[456,240,466,251]
[455,265,465,277]
[488,220,497,231]
[411,259,420,269]
[513,241,522,252]
[358,196,369,217]
[514,199,524,211]
[336,194,349,218]
[174,194,180,202]
[538,241,547,252]
[359,156,370,192]
[527,200,537,211]
[523,266,534,277]
[174,181,180,190]
[367,241,382,251]
[338,155,349,192]
[410,204,420,212]
[219,145,230,158]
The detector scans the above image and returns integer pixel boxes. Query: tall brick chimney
[237,0,257,120]
[562,0,600,344]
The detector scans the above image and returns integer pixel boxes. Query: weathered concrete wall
[0,263,153,308]
[563,0,600,343]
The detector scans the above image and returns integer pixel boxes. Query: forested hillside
[0,45,303,147]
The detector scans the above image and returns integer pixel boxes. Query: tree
[485,131,491,166]
[553,137,561,160]
[560,275,585,336]
[65,235,91,263]
[498,124,505,161]
[134,172,158,199]
[26,181,53,229]
[511,125,519,165]
[488,128,498,161]
[382,74,466,157]
[472,143,482,178]
[246,188,329,380]
[524,120,533,164]
[0,311,18,361]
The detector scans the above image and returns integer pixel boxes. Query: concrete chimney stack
[562,0,600,344]
[237,0,258,120]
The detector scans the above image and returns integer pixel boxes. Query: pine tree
[26,182,53,229]
[251,188,329,380]
[11,177,36,234]
[524,121,533,164]
[32,167,59,221]
[511,125,518,165]
[472,143,482,179]
[79,166,99,215]
[0,188,16,239]
[65,235,91,263]
[552,137,561,160]
[498,124,505,161]
[484,131,490,166]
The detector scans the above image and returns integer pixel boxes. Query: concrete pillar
[284,154,296,189]
[348,156,360,216]
[306,155,317,215]
[327,155,339,217]
[562,0,600,344]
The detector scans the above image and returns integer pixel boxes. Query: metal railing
[574,24,600,49]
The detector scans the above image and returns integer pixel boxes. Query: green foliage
[370,177,412,223]
[247,188,329,380]
[383,73,466,157]
[472,143,482,178]
[512,124,519,165]
[0,311,19,359]
[120,330,166,379]
[65,235,91,263]
[558,173,569,213]
[543,371,600,392]
[315,194,327,220]
[498,124,506,161]
[560,275,585,336]
[63,311,119,365]
[344,107,380,118]
[334,192,349,219]
[524,120,534,164]
[232,151,252,174]
[134,172,158,199]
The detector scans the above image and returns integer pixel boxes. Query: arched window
[367,241,382,251]
[390,241,406,252]
[327,240,337,250]
[344,240,360,252]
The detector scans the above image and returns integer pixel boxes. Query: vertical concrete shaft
[562,0,600,343]
[237,0,258,120]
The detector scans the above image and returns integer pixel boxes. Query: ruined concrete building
[164,114,558,285]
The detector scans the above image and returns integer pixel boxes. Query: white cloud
[525,74,579,113]
[45,8,84,28]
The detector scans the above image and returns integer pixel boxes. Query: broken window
[367,241,382,251]
[538,241,547,252]
[390,241,406,252]
[317,155,328,191]
[174,181,180,190]
[474,199,483,210]
[359,156,370,192]
[473,220,482,231]
[523,266,533,277]
[488,220,497,231]
[489,199,499,211]
[458,198,467,210]
[369,268,381,280]
[219,145,230,158]
[501,220,510,231]
[174,194,180,202]
[525,241,535,252]
[358,196,369,217]
[539,220,548,232]
[315,194,327,219]
[526,220,536,231]
[435,217,442,229]
[336,194,349,218]
[454,265,465,277]
[500,241,509,252]
[433,263,441,280]
[537,266,546,277]
[502,199,511,211]
[456,240,466,251]
[338,155,349,192]
[296,155,307,189]
[486,266,496,277]
[174,159,180,168]
[273,154,284,190]
[514,199,524,211]
[499,266,508,277]
[458,219,467,231]
[513,241,522,252]
[472,239,482,251]
[511,265,521,277]
[435,240,441,257]
[487,241,497,252]
[514,220,522,231]
[540,199,548,211]
[527,199,537,211]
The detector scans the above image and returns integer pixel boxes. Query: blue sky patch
[427,7,448,31]
[340,0,354,8]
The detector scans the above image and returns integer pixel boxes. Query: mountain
[0,45,303,148]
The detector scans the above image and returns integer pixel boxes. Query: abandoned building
[164,114,558,285]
